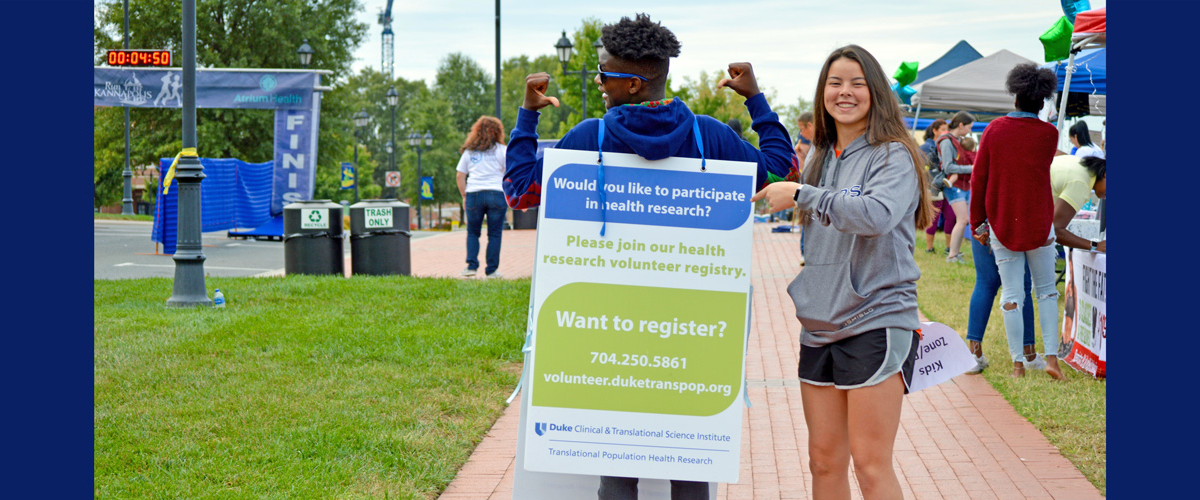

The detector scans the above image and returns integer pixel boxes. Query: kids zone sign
[94,67,323,214]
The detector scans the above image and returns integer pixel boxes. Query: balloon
[1061,0,1090,23]
[892,61,919,87]
[891,82,916,105]
[1039,16,1074,62]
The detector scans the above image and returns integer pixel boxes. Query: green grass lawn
[915,242,1105,495]
[96,249,1106,497]
[94,276,530,499]
[95,213,154,222]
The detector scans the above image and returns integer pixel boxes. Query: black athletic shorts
[798,327,920,394]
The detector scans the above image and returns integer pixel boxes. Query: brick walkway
[428,225,1103,500]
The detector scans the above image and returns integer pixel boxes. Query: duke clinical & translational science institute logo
[535,422,548,436]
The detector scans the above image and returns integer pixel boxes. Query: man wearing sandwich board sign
[502,14,798,499]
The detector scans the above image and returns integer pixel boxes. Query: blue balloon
[1061,0,1090,23]
[891,82,916,105]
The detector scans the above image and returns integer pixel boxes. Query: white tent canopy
[911,49,1036,115]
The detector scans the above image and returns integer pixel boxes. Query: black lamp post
[121,0,133,215]
[297,39,314,68]
[166,0,210,307]
[408,131,433,229]
[385,140,394,197]
[352,108,370,203]
[555,31,605,119]
[386,85,398,198]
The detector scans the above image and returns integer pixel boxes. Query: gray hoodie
[789,135,921,347]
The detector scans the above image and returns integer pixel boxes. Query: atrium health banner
[514,149,752,497]
[93,68,313,109]
[1060,249,1106,378]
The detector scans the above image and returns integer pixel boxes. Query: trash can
[349,199,411,276]
[283,200,345,276]
[512,207,538,229]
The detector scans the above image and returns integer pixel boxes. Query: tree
[552,18,607,137]
[499,54,567,139]
[435,53,495,134]
[335,68,429,201]
[669,69,758,147]
[93,0,368,206]
[776,94,814,142]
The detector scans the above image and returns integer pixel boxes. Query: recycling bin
[283,200,345,276]
[349,199,411,276]
[512,207,538,230]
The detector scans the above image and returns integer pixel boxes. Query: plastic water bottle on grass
[213,289,226,308]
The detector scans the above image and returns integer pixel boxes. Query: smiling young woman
[751,44,934,500]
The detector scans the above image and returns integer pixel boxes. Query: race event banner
[272,96,320,214]
[516,149,753,490]
[1060,249,1106,378]
[93,68,314,110]
[96,67,323,216]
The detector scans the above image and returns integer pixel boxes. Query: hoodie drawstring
[597,120,608,237]
[594,114,706,237]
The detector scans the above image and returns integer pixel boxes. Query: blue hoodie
[504,93,798,209]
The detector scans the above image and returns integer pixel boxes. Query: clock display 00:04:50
[107,49,171,67]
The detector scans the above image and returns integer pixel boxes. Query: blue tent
[1043,48,1105,95]
[903,117,990,134]
[911,40,983,86]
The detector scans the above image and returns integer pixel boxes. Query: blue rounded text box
[545,163,751,231]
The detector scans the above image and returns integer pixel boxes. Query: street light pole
[554,31,605,120]
[166,0,211,307]
[408,131,434,230]
[353,135,360,203]
[352,108,370,203]
[121,0,133,215]
[387,86,398,199]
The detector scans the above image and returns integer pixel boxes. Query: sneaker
[461,267,477,277]
[924,248,935,253]
[798,255,806,266]
[1024,354,1047,371]
[966,354,989,374]
[946,254,964,264]
[483,271,503,280]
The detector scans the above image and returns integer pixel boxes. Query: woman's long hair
[459,116,506,154]
[1069,121,1094,148]
[801,45,933,230]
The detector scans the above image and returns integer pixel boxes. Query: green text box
[532,283,745,416]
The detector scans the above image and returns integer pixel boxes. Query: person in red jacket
[970,63,1066,380]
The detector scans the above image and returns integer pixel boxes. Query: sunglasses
[596,64,649,83]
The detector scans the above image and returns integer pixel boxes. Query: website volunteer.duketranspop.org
[542,371,733,397]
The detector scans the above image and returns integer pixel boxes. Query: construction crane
[377,0,394,79]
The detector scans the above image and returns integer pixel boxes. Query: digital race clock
[106,49,172,67]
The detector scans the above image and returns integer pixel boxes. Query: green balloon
[892,61,919,87]
[1040,16,1075,62]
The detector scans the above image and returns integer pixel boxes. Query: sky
[352,0,1106,109]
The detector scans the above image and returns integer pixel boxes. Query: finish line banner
[516,149,752,490]
[93,67,314,109]
[1060,249,1106,378]
[95,67,322,216]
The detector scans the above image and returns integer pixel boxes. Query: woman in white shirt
[455,116,507,278]
[1069,121,1104,159]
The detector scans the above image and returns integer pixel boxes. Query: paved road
[94,219,443,280]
